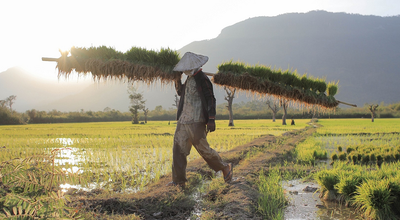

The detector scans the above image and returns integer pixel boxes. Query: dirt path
[69,126,316,219]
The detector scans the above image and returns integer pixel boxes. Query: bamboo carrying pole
[42,57,357,107]
[42,57,58,62]
[337,100,357,107]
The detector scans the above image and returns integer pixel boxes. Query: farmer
[167,52,233,187]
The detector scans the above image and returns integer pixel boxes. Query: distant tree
[280,99,289,125]
[26,109,37,123]
[155,105,163,113]
[0,100,6,108]
[368,104,379,122]
[104,107,111,112]
[172,94,180,109]
[128,86,145,124]
[143,108,149,123]
[224,86,236,126]
[5,95,17,112]
[266,99,280,122]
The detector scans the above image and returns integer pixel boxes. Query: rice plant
[0,149,83,219]
[0,120,303,194]
[353,179,397,220]
[215,61,338,109]
[256,168,287,220]
[295,136,327,165]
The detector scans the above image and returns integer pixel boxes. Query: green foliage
[327,82,338,96]
[128,87,146,124]
[314,161,400,219]
[257,168,287,220]
[217,61,331,95]
[335,172,363,201]
[295,136,327,165]
[70,46,180,71]
[315,169,339,192]
[353,179,398,220]
[0,106,24,125]
[329,143,400,166]
[0,149,83,219]
[125,47,179,72]
[71,46,125,60]
[338,152,347,161]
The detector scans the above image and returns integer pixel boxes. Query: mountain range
[1,11,399,112]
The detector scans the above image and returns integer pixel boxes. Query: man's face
[183,69,194,76]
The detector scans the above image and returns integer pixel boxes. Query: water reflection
[55,138,74,146]
[283,179,361,220]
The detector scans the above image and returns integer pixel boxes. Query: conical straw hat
[173,52,209,71]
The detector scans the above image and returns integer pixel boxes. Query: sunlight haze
[1,0,399,82]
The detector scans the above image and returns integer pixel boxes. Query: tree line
[1,93,400,125]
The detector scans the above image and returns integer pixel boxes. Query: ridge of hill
[180,10,400,107]
[1,11,399,112]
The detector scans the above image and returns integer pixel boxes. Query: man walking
[167,52,233,187]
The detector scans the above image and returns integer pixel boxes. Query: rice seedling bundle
[56,46,181,84]
[213,61,339,109]
[54,46,340,108]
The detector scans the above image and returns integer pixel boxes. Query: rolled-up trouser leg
[189,123,227,172]
[172,123,192,183]
[172,122,227,183]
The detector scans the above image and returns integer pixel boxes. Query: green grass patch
[256,168,287,220]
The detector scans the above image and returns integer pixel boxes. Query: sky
[1,0,399,82]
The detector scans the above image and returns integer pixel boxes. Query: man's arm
[201,75,216,119]
[174,74,183,96]
[198,72,216,132]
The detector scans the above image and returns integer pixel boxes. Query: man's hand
[207,119,216,132]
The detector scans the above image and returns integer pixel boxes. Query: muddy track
[68,126,316,219]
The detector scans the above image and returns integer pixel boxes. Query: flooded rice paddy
[283,179,361,220]
[54,135,370,219]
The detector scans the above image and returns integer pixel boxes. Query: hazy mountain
[180,10,400,107]
[40,80,179,112]
[0,67,89,111]
[0,67,179,112]
[2,11,400,112]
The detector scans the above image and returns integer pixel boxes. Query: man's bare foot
[222,163,233,183]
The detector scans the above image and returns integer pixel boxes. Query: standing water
[283,179,362,219]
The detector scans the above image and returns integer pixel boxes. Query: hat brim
[173,52,208,72]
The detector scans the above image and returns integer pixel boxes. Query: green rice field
[296,118,400,220]
[1,118,399,219]
[0,119,308,192]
